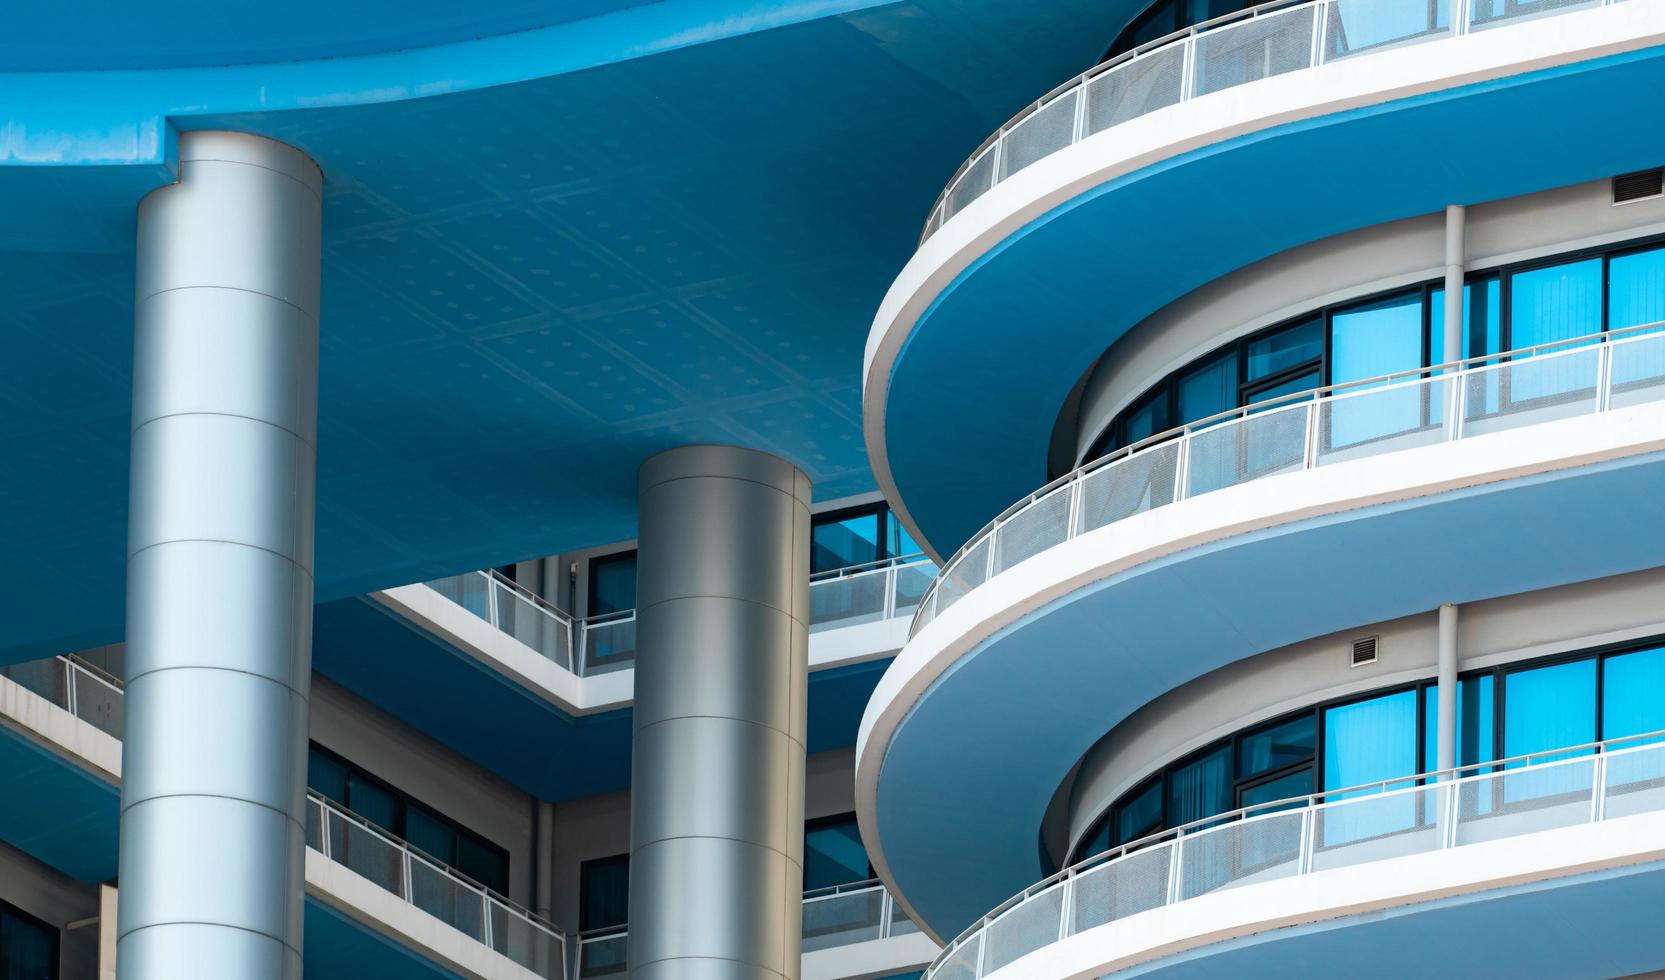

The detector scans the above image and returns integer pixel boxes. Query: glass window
[347,773,397,832]
[307,747,348,805]
[812,511,881,574]
[1166,745,1231,827]
[456,833,510,896]
[1324,691,1418,791]
[0,900,56,980]
[1113,779,1163,846]
[1422,676,1496,771]
[1121,386,1172,447]
[1076,812,1112,862]
[886,511,920,560]
[1330,291,1424,385]
[1238,713,1315,778]
[1176,350,1235,427]
[588,551,637,616]
[1238,767,1312,811]
[1246,369,1321,407]
[1432,277,1503,414]
[1609,245,1665,332]
[1603,646,1665,742]
[1245,317,1322,382]
[405,804,456,866]
[1508,257,1603,351]
[1503,659,1597,760]
[580,855,631,932]
[803,814,871,890]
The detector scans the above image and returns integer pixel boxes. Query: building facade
[3,1,1665,979]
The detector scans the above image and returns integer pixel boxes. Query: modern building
[3,1,1665,979]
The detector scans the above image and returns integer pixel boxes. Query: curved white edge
[306,849,547,980]
[855,400,1665,943]
[375,584,910,717]
[860,1,1665,563]
[984,811,1665,980]
[0,670,122,782]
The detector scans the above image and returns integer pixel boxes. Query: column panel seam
[124,663,311,702]
[137,283,321,321]
[119,791,309,826]
[636,593,807,631]
[126,537,315,573]
[130,410,316,450]
[116,919,302,959]
[633,713,806,752]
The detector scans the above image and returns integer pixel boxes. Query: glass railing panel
[1075,439,1181,534]
[1085,45,1185,135]
[576,931,628,978]
[1470,0,1603,31]
[327,807,407,896]
[944,144,999,225]
[1,658,67,707]
[999,90,1079,180]
[981,881,1066,973]
[493,902,567,979]
[1070,842,1173,933]
[1462,345,1600,436]
[1324,0,1454,60]
[1191,5,1318,98]
[1603,742,1665,819]
[810,569,889,633]
[892,560,937,617]
[1609,330,1665,406]
[426,571,492,621]
[802,886,884,951]
[581,615,637,675]
[1183,400,1309,496]
[1176,808,1304,901]
[69,662,123,738]
[496,585,575,671]
[1315,375,1449,465]
[991,483,1074,576]
[934,536,992,611]
[1309,784,1442,870]
[931,933,983,980]
[1453,755,1595,846]
[409,852,487,941]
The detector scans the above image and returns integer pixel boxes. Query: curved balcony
[917,0,1615,246]
[865,0,1665,558]
[859,327,1665,938]
[924,732,1665,979]
[913,324,1665,637]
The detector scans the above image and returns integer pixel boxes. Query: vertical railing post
[1450,366,1468,440]
[1166,832,1185,904]
[1591,752,1608,823]
[1310,0,1328,67]
[1065,477,1083,539]
[879,887,894,938]
[1597,339,1614,412]
[482,890,495,951]
[1174,436,1192,502]
[1057,871,1075,941]
[1179,29,1199,101]
[402,847,414,903]
[1297,805,1316,874]
[1442,778,1462,849]
[973,918,989,978]
[1302,397,1321,469]
[1072,80,1088,143]
[883,564,897,621]
[63,659,77,717]
[989,138,1004,189]
[486,577,500,628]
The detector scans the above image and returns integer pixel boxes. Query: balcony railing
[919,0,1620,244]
[0,654,122,739]
[307,793,571,979]
[426,555,936,677]
[912,323,1665,637]
[926,729,1665,979]
[572,878,923,978]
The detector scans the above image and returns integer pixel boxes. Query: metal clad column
[1437,604,1460,772]
[629,446,811,980]
[119,132,322,980]
[1443,205,1467,363]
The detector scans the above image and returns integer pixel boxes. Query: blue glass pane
[804,815,871,890]
[1503,659,1596,761]
[1167,745,1231,827]
[1324,690,1418,791]
[1509,257,1603,351]
[1176,350,1235,426]
[1122,388,1172,446]
[1422,676,1496,772]
[348,774,398,832]
[1246,317,1322,382]
[404,804,456,866]
[1239,767,1312,811]
[1603,647,1665,742]
[812,512,880,574]
[1328,291,1425,447]
[1113,780,1163,846]
[1077,812,1112,861]
[589,552,637,616]
[1247,369,1321,407]
[887,512,921,559]
[1608,246,1665,387]
[307,747,348,804]
[1238,713,1315,777]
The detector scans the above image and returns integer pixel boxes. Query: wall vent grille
[1350,636,1379,668]
[1613,168,1664,205]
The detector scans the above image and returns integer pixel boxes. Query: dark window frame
[0,896,59,980]
[579,853,632,933]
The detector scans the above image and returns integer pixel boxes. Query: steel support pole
[629,446,811,980]
[119,132,321,980]
[1443,205,1467,364]
[1437,603,1460,773]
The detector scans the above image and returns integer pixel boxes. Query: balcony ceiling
[0,0,1133,662]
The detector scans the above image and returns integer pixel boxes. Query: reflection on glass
[804,814,872,890]
[812,513,881,575]
[1246,317,1322,382]
[1114,780,1163,846]
[1177,350,1234,427]
[1328,291,1425,447]
[1510,258,1603,351]
[589,552,637,616]
[1323,691,1418,843]
[1608,245,1665,388]
[1504,659,1597,761]
[1603,647,1665,743]
[1167,746,1231,827]
[1238,714,1315,778]
[1122,388,1172,447]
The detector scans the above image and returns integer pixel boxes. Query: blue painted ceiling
[880,44,1665,557]
[875,451,1665,938]
[0,0,1133,661]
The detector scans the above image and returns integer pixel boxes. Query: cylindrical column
[1437,604,1460,773]
[1443,205,1467,364]
[629,446,810,980]
[119,131,322,980]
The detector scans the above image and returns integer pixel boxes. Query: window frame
[0,897,59,980]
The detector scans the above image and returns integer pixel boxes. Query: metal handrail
[809,553,931,583]
[911,321,1665,637]
[926,727,1665,979]
[917,0,1616,243]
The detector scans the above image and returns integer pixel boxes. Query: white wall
[1070,176,1665,462]
[1060,566,1665,853]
